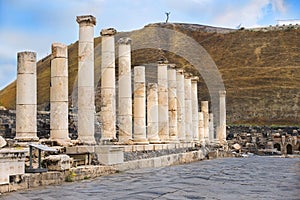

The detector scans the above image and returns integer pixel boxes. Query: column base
[169,136,180,143]
[14,136,39,143]
[78,136,96,145]
[117,139,134,145]
[50,138,72,146]
[133,138,149,145]
[148,137,161,144]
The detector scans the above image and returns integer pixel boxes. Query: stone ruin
[0,15,228,189]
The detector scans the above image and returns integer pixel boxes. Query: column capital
[191,76,199,82]
[168,64,176,69]
[76,15,96,26]
[117,37,132,45]
[101,28,117,36]
[219,90,226,96]
[176,68,185,74]
[51,43,67,58]
[184,72,192,78]
[157,58,168,64]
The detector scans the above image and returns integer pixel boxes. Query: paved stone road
[2,156,300,200]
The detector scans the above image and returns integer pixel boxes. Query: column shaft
[184,77,193,142]
[209,113,214,143]
[133,66,148,144]
[157,63,169,142]
[100,28,117,142]
[217,90,227,144]
[176,70,185,142]
[117,38,132,143]
[168,66,178,142]
[76,15,96,144]
[191,77,199,142]
[50,43,70,145]
[15,51,38,141]
[201,101,209,144]
[147,83,160,143]
[198,112,205,144]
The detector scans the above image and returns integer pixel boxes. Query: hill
[0,23,299,125]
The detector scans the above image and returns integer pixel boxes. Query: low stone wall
[0,147,237,194]
[0,166,115,193]
[114,148,209,171]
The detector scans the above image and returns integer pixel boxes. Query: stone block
[0,148,27,185]
[43,155,71,171]
[95,146,124,165]
[66,146,95,154]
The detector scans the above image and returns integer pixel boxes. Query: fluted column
[191,76,199,142]
[217,90,227,144]
[15,51,38,142]
[198,112,205,145]
[209,113,214,143]
[50,43,70,145]
[147,83,160,143]
[157,61,169,143]
[184,74,193,142]
[76,15,96,144]
[201,101,209,144]
[176,69,185,142]
[168,65,178,142]
[133,66,148,144]
[100,28,117,142]
[117,37,132,143]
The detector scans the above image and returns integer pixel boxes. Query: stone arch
[274,143,281,151]
[286,144,293,154]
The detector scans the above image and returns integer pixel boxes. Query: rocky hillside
[0,23,299,125]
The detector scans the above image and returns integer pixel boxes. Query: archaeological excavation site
[0,14,299,194]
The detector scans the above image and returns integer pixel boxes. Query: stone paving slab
[1,156,299,200]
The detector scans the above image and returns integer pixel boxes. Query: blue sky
[0,0,299,90]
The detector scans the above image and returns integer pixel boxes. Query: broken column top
[17,51,36,73]
[100,28,117,36]
[17,51,36,61]
[51,43,67,58]
[76,15,96,25]
[117,37,132,45]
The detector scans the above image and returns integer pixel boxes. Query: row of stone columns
[14,14,227,146]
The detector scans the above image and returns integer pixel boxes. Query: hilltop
[0,23,299,125]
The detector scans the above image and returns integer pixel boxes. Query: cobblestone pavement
[2,156,300,200]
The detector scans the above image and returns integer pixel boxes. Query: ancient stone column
[217,90,227,144]
[15,51,38,142]
[191,76,199,142]
[100,28,117,142]
[147,83,160,143]
[201,101,210,144]
[76,15,96,144]
[209,113,214,143]
[157,61,169,143]
[198,112,205,144]
[184,75,193,142]
[176,69,185,142]
[133,66,148,144]
[168,65,178,142]
[117,37,132,143]
[50,43,70,145]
